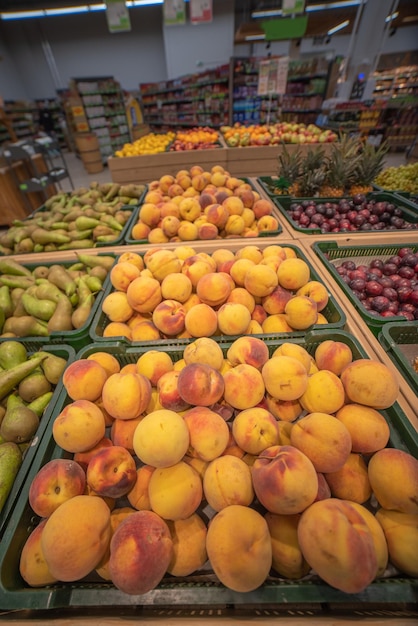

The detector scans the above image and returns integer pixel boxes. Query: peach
[161,273,192,303]
[184,303,218,338]
[229,258,255,286]
[368,448,418,514]
[139,203,161,228]
[261,314,293,334]
[109,262,141,292]
[110,416,143,452]
[252,445,318,515]
[252,199,273,219]
[224,214,245,235]
[131,221,151,241]
[340,359,399,410]
[133,409,190,468]
[29,459,86,518]
[160,200,181,217]
[146,387,164,413]
[177,363,224,407]
[102,371,151,420]
[87,445,137,499]
[223,363,265,410]
[266,395,303,422]
[101,291,133,323]
[203,454,254,511]
[222,195,244,216]
[206,504,272,592]
[173,245,196,260]
[284,295,318,330]
[272,343,312,373]
[204,203,229,229]
[265,513,310,580]
[87,352,120,378]
[197,222,218,240]
[251,303,268,325]
[297,499,378,593]
[161,215,180,237]
[234,245,262,264]
[277,258,310,290]
[226,336,269,370]
[241,207,256,228]
[314,339,353,375]
[127,465,154,511]
[131,320,161,341]
[179,197,201,221]
[178,220,199,241]
[53,400,106,453]
[167,183,184,197]
[148,461,202,520]
[95,506,137,581]
[41,495,111,581]
[232,407,278,455]
[183,406,230,461]
[19,519,58,587]
[299,370,345,414]
[199,192,216,209]
[148,228,169,244]
[183,337,224,370]
[103,321,132,340]
[290,412,352,473]
[73,437,113,471]
[296,280,329,312]
[335,404,390,454]
[217,302,251,336]
[257,215,279,232]
[262,286,292,315]
[262,245,287,260]
[261,356,308,401]
[244,265,278,298]
[157,370,191,412]
[136,350,173,387]
[159,174,176,193]
[182,254,214,287]
[152,299,186,336]
[211,248,235,269]
[325,453,371,503]
[234,187,256,208]
[126,275,162,313]
[226,287,255,313]
[109,510,173,594]
[315,472,332,502]
[166,514,207,577]
[145,189,163,203]
[145,249,181,282]
[63,359,108,402]
[196,272,232,307]
[277,422,294,446]
[375,509,418,577]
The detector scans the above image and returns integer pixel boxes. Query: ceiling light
[1,10,46,19]
[306,1,362,12]
[385,11,399,23]
[252,9,283,19]
[44,6,89,16]
[327,19,350,35]
[245,34,266,41]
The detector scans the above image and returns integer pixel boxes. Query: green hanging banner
[262,15,308,41]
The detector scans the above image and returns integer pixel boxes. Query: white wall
[0,35,28,100]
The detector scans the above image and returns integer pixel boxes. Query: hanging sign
[258,57,289,96]
[105,0,131,33]
[282,0,306,15]
[190,0,213,25]
[163,0,186,26]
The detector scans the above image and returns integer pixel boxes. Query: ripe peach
[199,192,216,209]
[147,228,169,244]
[224,214,245,235]
[159,174,176,193]
[19,520,58,587]
[160,200,181,217]
[265,395,303,422]
[184,303,218,338]
[277,422,293,446]
[182,254,214,287]
[73,437,113,471]
[41,495,111,582]
[290,412,352,473]
[157,370,191,412]
[177,220,199,241]
[197,272,233,308]
[262,286,292,315]
[167,183,184,197]
[298,499,377,593]
[145,249,181,282]
[95,506,137,581]
[204,203,229,229]
[127,465,154,511]
[183,406,230,461]
[179,197,201,222]
[284,295,318,330]
[211,248,235,269]
[347,502,388,577]
[265,512,310,580]
[161,274,192,304]
[252,199,273,219]
[315,472,332,502]
[101,291,133,323]
[227,287,256,313]
[102,371,151,420]
[217,302,251,336]
[183,337,224,370]
[110,262,141,292]
[133,409,190,468]
[241,208,256,228]
[197,222,219,240]
[87,352,120,378]
[63,359,108,402]
[299,370,345,414]
[206,504,272,592]
[244,264,278,298]
[166,514,207,577]
[203,455,254,511]
[29,459,86,518]
[340,359,399,409]
[102,321,132,340]
[109,510,173,594]
[325,453,371,503]
[177,363,224,407]
[110,416,143,452]
[232,407,278,455]
[222,195,244,216]
[375,509,418,577]
[161,215,180,237]
[53,400,106,453]
[130,320,161,341]
[335,404,390,454]
[277,258,310,290]
[139,203,161,228]
[223,363,265,410]
[252,445,318,515]
[229,258,255,286]
[87,445,137,499]
[234,187,256,208]
[261,356,308,402]
[226,336,269,369]
[314,339,353,375]
[126,275,162,313]
[272,343,312,373]
[136,350,173,387]
[152,299,186,336]
[148,461,202,520]
[251,303,268,325]
[261,314,293,334]
[257,215,279,232]
[368,448,418,514]
[131,221,151,241]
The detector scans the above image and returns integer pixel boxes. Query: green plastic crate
[0,342,75,539]
[0,329,417,611]
[379,322,418,395]
[0,256,116,351]
[257,176,291,200]
[89,243,346,347]
[266,192,418,236]
[124,177,283,245]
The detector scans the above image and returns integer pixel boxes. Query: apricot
[226,336,269,370]
[41,495,111,582]
[325,453,371,503]
[133,409,190,468]
[314,339,353,375]
[63,359,108,402]
[109,510,173,595]
[299,370,345,414]
[19,520,58,587]
[265,513,310,580]
[340,359,399,409]
[375,509,418,577]
[177,363,224,407]
[368,448,418,514]
[183,337,224,371]
[232,408,279,455]
[261,355,308,401]
[206,504,272,592]
[102,371,151,420]
[223,363,265,410]
[183,406,230,461]
[53,399,106,453]
[29,459,86,518]
[298,499,378,593]
[203,455,254,511]
[166,514,208,577]
[252,445,318,515]
[148,461,202,520]
[335,404,390,454]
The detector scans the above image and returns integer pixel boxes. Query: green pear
[0,442,22,513]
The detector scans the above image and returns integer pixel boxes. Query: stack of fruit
[17,334,418,596]
[114,132,175,157]
[168,127,220,151]
[374,162,418,195]
[220,122,337,147]
[128,165,280,243]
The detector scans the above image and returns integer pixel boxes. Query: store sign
[190,0,213,25]
[282,0,306,15]
[258,57,289,96]
[163,0,186,26]
[105,0,131,33]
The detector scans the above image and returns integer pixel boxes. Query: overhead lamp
[44,6,89,16]
[327,19,350,35]
[385,11,399,23]
[245,34,266,41]
[306,1,362,12]
[252,9,283,19]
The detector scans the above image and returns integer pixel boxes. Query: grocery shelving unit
[0,100,37,145]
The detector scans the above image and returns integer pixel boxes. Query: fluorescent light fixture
[89,3,106,10]
[252,9,283,19]
[1,10,45,19]
[44,6,89,16]
[245,34,266,41]
[385,11,399,22]
[0,1,171,19]
[327,19,350,34]
[306,1,361,12]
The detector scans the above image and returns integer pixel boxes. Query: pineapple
[304,146,326,172]
[321,134,361,197]
[349,141,388,195]
[297,167,327,197]
[276,144,302,194]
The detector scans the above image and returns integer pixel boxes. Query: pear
[39,352,68,385]
[0,403,39,444]
[0,340,27,369]
[0,442,22,513]
[18,368,52,403]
